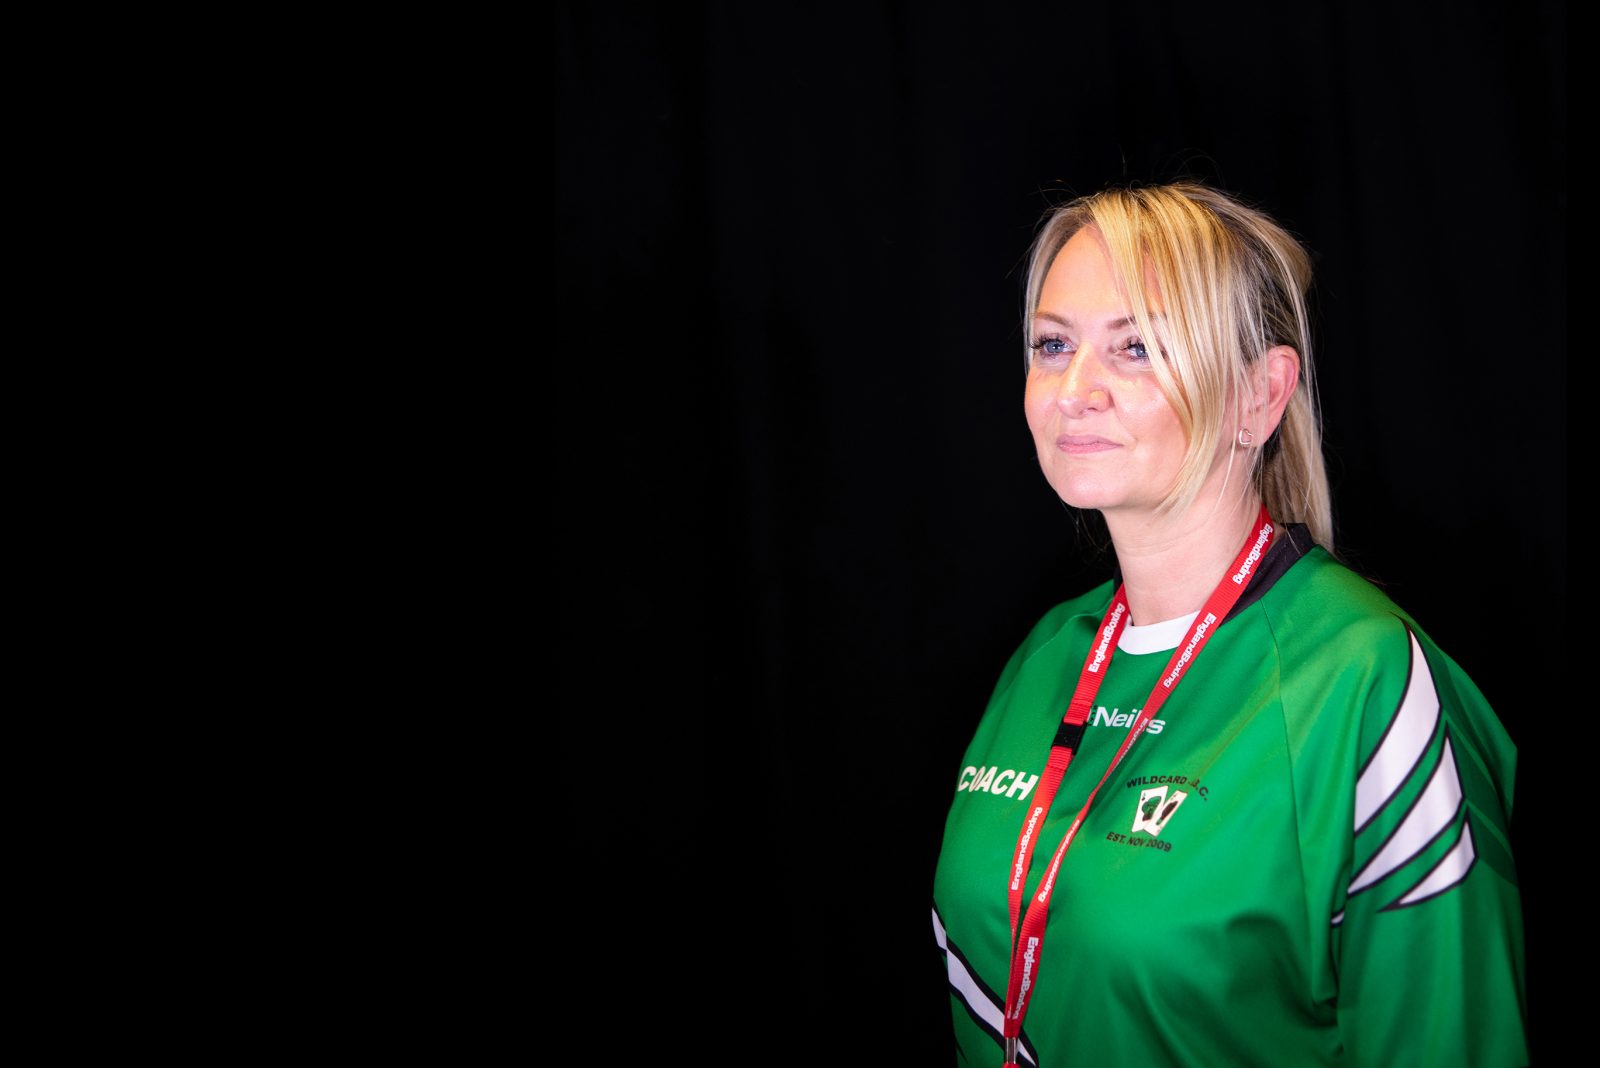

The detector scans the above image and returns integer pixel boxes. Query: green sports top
[932,530,1525,1067]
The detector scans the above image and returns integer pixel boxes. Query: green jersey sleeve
[1327,620,1526,1066]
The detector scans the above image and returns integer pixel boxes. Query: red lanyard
[1000,507,1276,1067]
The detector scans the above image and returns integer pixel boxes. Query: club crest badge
[1132,785,1188,837]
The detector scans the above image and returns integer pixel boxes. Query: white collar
[1117,610,1200,654]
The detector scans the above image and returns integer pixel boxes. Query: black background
[559,2,1564,1060]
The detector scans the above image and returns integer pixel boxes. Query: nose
[1056,348,1109,417]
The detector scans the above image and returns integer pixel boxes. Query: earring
[1237,427,1255,447]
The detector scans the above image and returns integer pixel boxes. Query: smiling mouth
[1056,434,1120,454]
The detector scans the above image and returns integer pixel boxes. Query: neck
[1105,492,1264,626]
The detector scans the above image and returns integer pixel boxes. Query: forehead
[1036,226,1164,324]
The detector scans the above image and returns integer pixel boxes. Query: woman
[932,184,1525,1067]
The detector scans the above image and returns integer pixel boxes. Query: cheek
[1122,383,1186,452]
[1119,376,1165,413]
[1023,375,1052,432]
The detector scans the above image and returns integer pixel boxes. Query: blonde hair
[1023,183,1334,551]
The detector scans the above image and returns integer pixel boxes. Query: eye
[1121,338,1151,362]
[1029,335,1075,362]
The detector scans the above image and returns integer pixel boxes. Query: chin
[1043,474,1114,512]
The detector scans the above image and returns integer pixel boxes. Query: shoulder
[1014,579,1121,670]
[1257,545,1409,641]
[1260,546,1518,823]
[1022,579,1117,655]
[1256,547,1482,704]
[985,579,1116,701]
[1261,548,1490,687]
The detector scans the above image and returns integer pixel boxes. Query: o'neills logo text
[1231,522,1273,584]
[1088,602,1126,674]
[1161,612,1216,689]
[1011,807,1044,891]
[1012,936,1041,1017]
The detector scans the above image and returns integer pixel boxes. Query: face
[1024,226,1200,520]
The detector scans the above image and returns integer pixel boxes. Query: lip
[1056,434,1120,454]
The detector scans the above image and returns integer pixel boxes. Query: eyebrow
[1031,312,1165,332]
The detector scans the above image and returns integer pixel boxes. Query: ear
[1250,345,1300,440]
